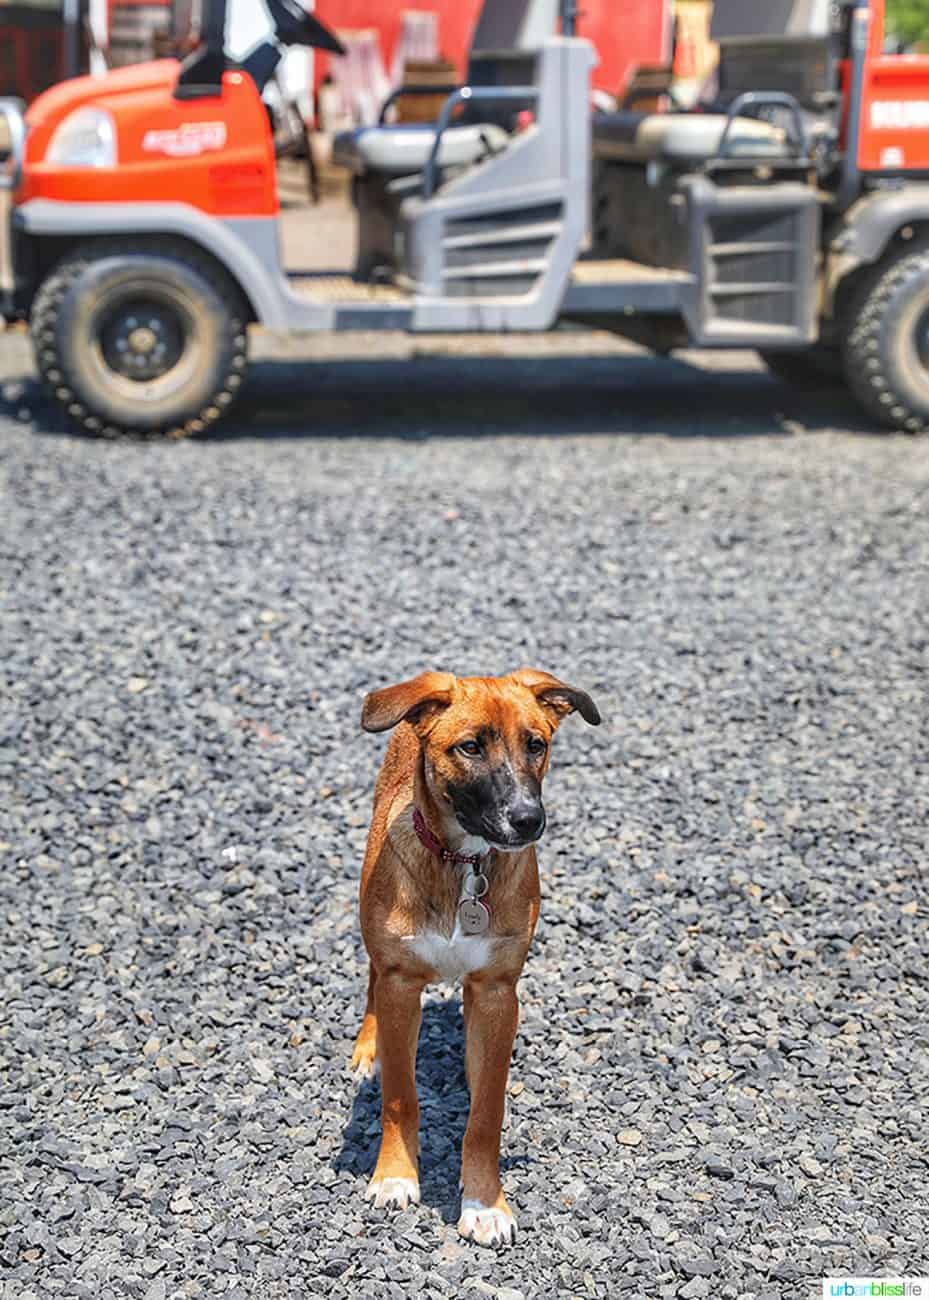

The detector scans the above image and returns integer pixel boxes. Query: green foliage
[886,0,929,48]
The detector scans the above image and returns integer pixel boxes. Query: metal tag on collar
[459,898,491,936]
[459,871,490,935]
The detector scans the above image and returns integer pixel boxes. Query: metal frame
[0,99,27,193]
[422,85,539,198]
[175,0,228,99]
[0,99,27,311]
[681,175,820,347]
[836,0,870,210]
[560,0,578,38]
[717,91,810,160]
[175,0,343,100]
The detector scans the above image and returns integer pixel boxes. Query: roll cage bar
[175,0,346,100]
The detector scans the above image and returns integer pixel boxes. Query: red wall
[313,0,669,97]
[581,0,670,96]
[315,0,481,78]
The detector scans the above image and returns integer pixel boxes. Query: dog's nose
[508,800,545,840]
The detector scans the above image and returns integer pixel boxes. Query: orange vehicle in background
[5,0,929,437]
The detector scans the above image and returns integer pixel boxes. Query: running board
[562,260,693,314]
[278,262,692,331]
[284,273,414,330]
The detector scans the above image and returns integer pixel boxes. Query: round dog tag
[459,898,490,936]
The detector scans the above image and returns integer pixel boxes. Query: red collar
[412,807,489,868]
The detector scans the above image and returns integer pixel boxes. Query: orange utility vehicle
[4,0,929,436]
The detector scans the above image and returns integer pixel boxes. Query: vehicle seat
[332,120,513,280]
[592,110,788,165]
[332,122,509,177]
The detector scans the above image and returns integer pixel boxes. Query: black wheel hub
[100,302,185,382]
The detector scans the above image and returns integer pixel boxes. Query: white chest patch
[405,923,495,983]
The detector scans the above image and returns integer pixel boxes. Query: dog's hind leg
[350,963,379,1079]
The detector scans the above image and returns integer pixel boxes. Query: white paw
[352,1055,379,1081]
[366,1176,420,1210]
[457,1198,517,1247]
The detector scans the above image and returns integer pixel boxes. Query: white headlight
[47,108,116,168]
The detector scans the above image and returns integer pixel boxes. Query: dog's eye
[527,736,547,755]
[457,740,482,757]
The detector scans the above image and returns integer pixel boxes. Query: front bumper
[0,98,26,320]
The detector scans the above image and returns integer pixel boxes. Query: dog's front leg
[366,969,424,1211]
[458,974,519,1246]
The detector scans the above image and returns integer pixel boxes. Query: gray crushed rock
[1,336,927,1299]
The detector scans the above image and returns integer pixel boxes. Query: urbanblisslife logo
[823,1282,928,1299]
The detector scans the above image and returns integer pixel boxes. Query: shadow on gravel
[334,997,531,1222]
[220,355,868,442]
[5,351,874,442]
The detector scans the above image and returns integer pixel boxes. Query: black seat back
[469,0,558,53]
[458,0,552,132]
[710,0,831,40]
[463,51,539,129]
[716,37,836,112]
[710,0,837,114]
[427,0,554,132]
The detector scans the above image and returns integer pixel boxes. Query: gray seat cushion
[332,122,509,177]
[590,110,644,152]
[593,111,788,164]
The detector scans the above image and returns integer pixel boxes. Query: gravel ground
[1,329,928,1300]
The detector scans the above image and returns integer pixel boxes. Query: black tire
[31,238,249,439]
[759,346,844,388]
[842,242,929,433]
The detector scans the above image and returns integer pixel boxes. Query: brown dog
[351,668,600,1246]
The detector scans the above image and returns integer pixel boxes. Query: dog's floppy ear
[512,668,601,727]
[362,671,457,733]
